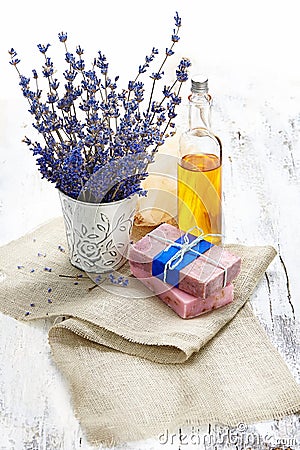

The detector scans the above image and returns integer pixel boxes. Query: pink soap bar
[130,262,234,319]
[129,223,241,299]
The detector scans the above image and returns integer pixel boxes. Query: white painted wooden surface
[1,75,299,450]
[1,0,300,448]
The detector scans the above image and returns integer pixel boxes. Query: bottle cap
[191,74,208,93]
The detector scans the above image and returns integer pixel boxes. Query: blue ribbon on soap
[152,229,214,287]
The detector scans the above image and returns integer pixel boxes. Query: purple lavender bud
[76,45,84,55]
[8,48,17,57]
[37,43,50,54]
[9,58,20,66]
[171,30,180,43]
[58,32,67,42]
[174,12,182,27]
[166,48,174,56]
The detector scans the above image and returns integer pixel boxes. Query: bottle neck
[188,92,212,131]
[180,90,222,163]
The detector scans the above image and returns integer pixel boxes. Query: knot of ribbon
[151,226,227,288]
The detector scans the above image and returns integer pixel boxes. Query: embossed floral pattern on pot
[59,191,136,273]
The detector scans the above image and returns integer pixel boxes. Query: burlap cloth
[0,217,300,446]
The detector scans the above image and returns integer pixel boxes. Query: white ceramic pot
[59,191,137,273]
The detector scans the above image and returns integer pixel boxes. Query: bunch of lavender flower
[9,12,191,203]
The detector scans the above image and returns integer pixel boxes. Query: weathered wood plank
[1,77,299,449]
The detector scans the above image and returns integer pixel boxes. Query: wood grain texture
[0,77,299,449]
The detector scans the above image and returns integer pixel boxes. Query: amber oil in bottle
[177,76,222,244]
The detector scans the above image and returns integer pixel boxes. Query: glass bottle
[177,75,222,244]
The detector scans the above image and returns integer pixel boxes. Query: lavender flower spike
[9,12,191,203]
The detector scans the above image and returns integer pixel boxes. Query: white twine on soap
[151,226,227,288]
